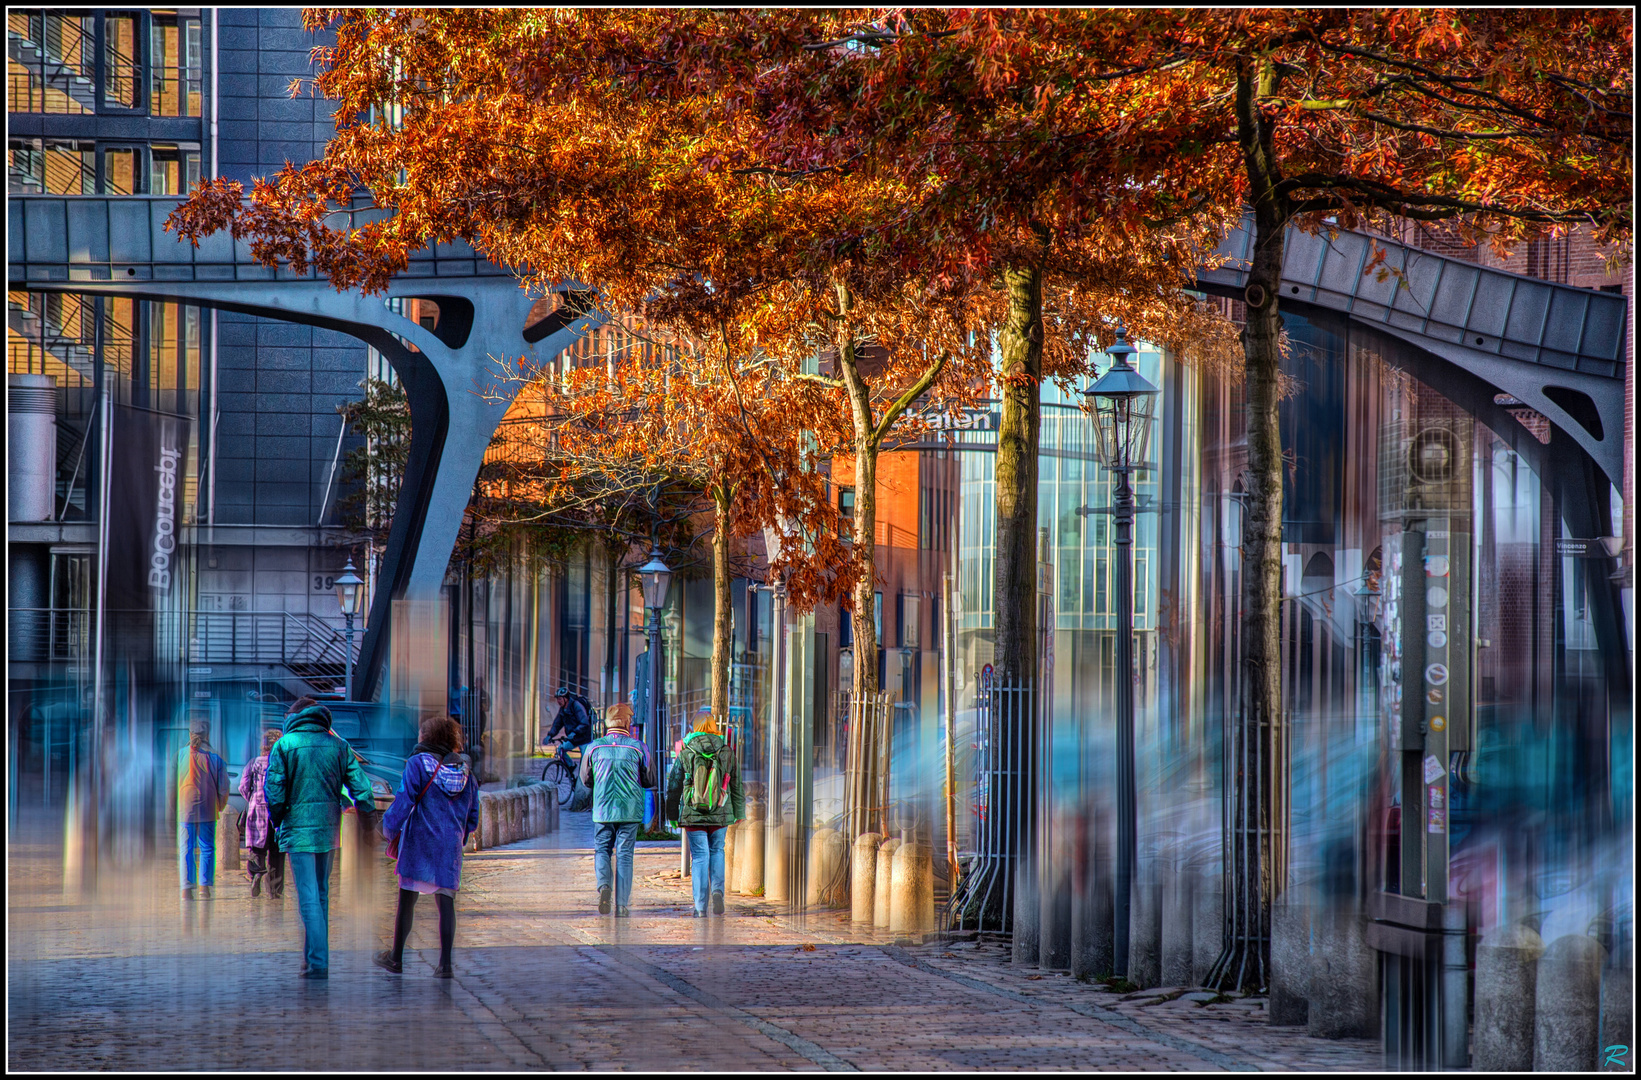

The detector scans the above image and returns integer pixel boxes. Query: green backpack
[688,743,727,814]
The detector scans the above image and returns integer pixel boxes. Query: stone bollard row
[470,782,559,852]
[1474,923,1613,1073]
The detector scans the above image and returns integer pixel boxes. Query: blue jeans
[593,822,639,908]
[179,820,216,888]
[286,851,334,974]
[686,828,726,914]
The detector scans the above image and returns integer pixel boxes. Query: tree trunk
[1211,58,1289,993]
[833,285,881,701]
[992,260,1043,941]
[993,262,1043,683]
[711,483,733,730]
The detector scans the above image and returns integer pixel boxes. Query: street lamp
[1079,325,1158,979]
[334,557,365,700]
[636,547,673,825]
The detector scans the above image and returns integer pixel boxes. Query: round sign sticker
[1427,585,1449,609]
[1428,630,1448,649]
[1430,714,1447,732]
[1425,555,1450,578]
[1427,688,1444,705]
[1425,662,1449,687]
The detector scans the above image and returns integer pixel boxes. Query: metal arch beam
[1194,216,1629,493]
[15,272,597,702]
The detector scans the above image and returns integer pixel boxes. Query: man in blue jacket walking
[177,721,229,900]
[578,704,652,917]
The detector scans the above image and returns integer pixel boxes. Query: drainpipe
[206,9,218,528]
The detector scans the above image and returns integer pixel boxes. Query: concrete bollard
[1191,872,1222,987]
[216,810,241,874]
[1600,964,1632,1072]
[874,838,902,928]
[1129,874,1163,989]
[737,800,764,894]
[1535,933,1606,1072]
[890,840,934,935]
[722,821,736,896]
[852,833,881,923]
[1474,922,1544,1071]
[807,827,847,909]
[1159,865,1194,988]
[764,820,789,904]
[1308,902,1378,1039]
[1268,897,1311,1025]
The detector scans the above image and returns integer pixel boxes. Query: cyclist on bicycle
[543,687,595,755]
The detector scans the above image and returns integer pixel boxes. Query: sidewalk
[8,808,1382,1071]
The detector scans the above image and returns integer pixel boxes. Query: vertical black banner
[105,404,191,615]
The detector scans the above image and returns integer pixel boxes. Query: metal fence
[840,689,894,841]
[944,679,1037,934]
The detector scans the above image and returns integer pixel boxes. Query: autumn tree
[167,8,1004,708]
[1018,8,1629,987]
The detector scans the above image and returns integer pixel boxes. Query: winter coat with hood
[382,743,481,890]
[237,753,273,849]
[664,730,745,829]
[264,702,374,854]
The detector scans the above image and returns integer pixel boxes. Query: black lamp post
[1080,325,1158,979]
[637,547,673,825]
[334,557,365,700]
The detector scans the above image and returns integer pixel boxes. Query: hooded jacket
[664,730,745,829]
[577,729,653,824]
[264,703,374,854]
[382,742,481,890]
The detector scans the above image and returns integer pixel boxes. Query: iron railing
[944,679,1037,935]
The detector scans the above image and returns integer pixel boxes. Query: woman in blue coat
[375,714,480,978]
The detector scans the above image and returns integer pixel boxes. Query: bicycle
[540,740,585,807]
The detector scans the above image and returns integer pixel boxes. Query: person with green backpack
[665,708,745,916]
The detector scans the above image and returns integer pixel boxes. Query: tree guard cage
[944,680,1037,934]
[842,689,893,842]
[1206,678,1291,992]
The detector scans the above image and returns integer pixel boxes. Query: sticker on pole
[981,663,993,694]
[1425,663,1449,687]
[1423,754,1445,785]
[1428,806,1446,834]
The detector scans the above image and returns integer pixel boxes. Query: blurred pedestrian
[666,708,745,916]
[579,703,652,917]
[375,714,479,978]
[177,720,229,901]
[238,727,286,899]
[265,696,375,979]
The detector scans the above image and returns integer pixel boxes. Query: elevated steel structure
[10,196,1630,700]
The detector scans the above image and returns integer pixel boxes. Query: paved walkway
[9,810,1381,1071]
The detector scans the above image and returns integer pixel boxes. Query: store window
[103,13,141,109]
[102,147,138,194]
[149,143,200,194]
[7,10,95,114]
[149,11,201,117]
[7,138,97,194]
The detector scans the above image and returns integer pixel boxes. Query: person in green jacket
[665,708,745,917]
[264,696,374,978]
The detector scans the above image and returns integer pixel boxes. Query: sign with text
[105,404,191,613]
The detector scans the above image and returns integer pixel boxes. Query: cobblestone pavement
[9,810,1382,1071]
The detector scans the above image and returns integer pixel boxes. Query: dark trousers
[248,841,286,897]
[391,889,456,968]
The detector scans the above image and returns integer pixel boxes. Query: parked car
[225,700,418,819]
